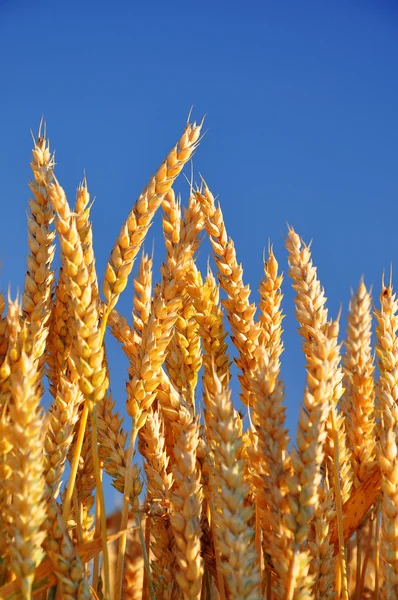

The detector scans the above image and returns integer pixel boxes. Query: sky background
[1,0,398,508]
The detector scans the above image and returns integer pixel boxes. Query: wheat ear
[139,409,176,599]
[44,374,83,499]
[103,118,203,315]
[196,183,260,407]
[97,393,143,504]
[44,498,91,599]
[123,528,145,600]
[168,406,203,599]
[0,299,22,575]
[0,293,7,365]
[375,280,398,596]
[284,323,341,599]
[8,343,46,599]
[165,192,204,406]
[342,279,376,486]
[342,279,376,595]
[205,374,261,599]
[286,226,353,503]
[23,125,55,365]
[49,177,110,596]
[309,473,335,600]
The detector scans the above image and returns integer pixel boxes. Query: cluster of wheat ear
[0,117,395,600]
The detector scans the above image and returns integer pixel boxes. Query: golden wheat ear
[103,119,203,314]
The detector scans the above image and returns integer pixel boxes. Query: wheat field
[0,117,394,600]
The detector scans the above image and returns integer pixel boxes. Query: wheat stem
[62,404,89,523]
[115,422,139,600]
[330,405,348,600]
[91,405,111,599]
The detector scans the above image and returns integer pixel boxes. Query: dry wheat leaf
[330,466,382,554]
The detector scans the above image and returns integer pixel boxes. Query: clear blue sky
[1,1,398,507]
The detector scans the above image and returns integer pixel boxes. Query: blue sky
[1,1,398,507]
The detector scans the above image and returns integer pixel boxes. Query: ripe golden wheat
[0,118,392,600]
